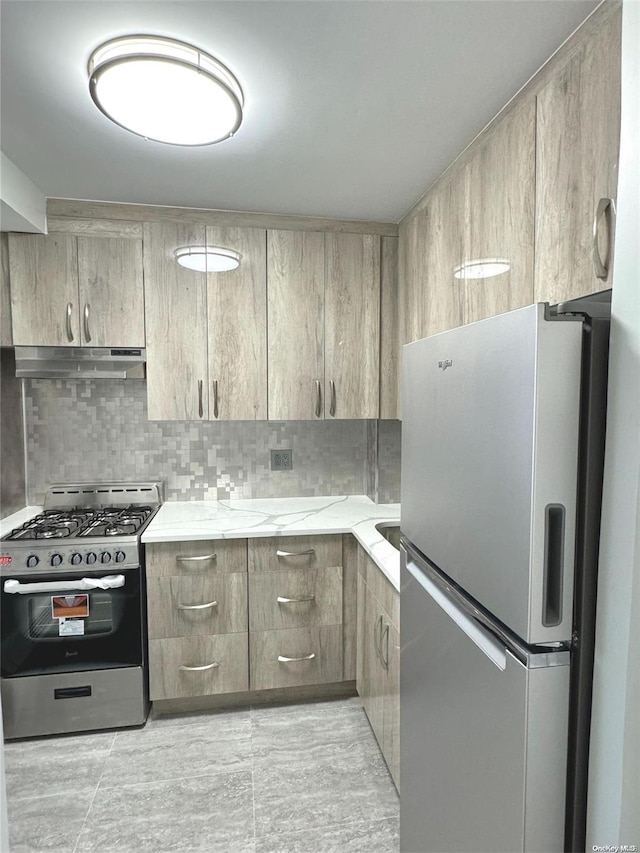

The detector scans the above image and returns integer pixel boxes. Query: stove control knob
[50,553,63,567]
[114,550,126,564]
[70,553,82,566]
[26,555,40,568]
[100,552,112,564]
[85,552,97,565]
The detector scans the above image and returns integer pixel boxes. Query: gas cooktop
[0,482,163,575]
[3,506,155,542]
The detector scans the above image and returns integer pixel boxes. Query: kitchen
[0,1,638,852]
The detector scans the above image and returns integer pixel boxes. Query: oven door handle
[3,575,126,594]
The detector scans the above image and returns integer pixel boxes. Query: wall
[586,0,640,846]
[0,348,25,518]
[23,378,401,505]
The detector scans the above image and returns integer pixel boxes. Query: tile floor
[4,696,399,853]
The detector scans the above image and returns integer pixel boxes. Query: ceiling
[0,0,599,224]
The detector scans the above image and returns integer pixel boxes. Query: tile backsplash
[23,380,401,505]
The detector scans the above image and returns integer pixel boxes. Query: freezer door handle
[405,559,507,670]
[542,504,565,627]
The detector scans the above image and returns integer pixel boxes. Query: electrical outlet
[270,449,293,471]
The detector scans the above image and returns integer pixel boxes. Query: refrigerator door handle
[406,559,507,671]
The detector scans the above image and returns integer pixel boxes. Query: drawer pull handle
[278,653,316,663]
[179,661,220,672]
[176,553,217,564]
[277,594,316,604]
[177,600,218,611]
[276,549,315,558]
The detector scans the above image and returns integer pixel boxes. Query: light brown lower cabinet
[249,625,343,691]
[148,634,249,700]
[147,574,248,639]
[147,534,347,702]
[356,550,400,790]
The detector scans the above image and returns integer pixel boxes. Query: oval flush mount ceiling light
[88,35,243,146]
[453,258,511,280]
[175,246,241,272]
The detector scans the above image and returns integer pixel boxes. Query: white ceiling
[0,0,599,223]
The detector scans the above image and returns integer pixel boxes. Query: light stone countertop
[143,495,401,590]
[1,496,402,591]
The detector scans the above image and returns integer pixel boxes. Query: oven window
[1,569,143,677]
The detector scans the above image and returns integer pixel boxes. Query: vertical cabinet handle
[66,302,74,342]
[380,623,390,670]
[592,197,614,280]
[83,304,91,342]
[373,613,383,659]
[315,380,322,418]
[329,379,336,417]
[212,379,219,419]
[198,379,204,418]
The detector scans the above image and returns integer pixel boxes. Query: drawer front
[149,633,248,700]
[147,574,248,639]
[248,534,342,573]
[145,539,247,577]
[250,625,343,691]
[249,567,342,632]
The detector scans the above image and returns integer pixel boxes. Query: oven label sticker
[51,595,89,619]
[58,618,85,636]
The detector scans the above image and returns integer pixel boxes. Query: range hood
[14,346,146,380]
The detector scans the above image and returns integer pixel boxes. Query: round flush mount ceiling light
[453,258,511,280]
[88,35,243,146]
[174,246,241,272]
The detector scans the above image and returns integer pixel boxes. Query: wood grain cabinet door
[249,624,343,691]
[248,566,342,632]
[149,633,248,700]
[464,99,535,324]
[421,174,465,338]
[147,573,248,639]
[1,235,12,346]
[267,229,324,420]
[143,221,209,421]
[8,233,79,346]
[324,232,380,419]
[77,236,145,347]
[206,226,267,420]
[534,6,621,303]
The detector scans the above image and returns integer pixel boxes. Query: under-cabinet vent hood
[14,346,146,380]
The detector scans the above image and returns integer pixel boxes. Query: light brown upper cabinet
[379,236,399,420]
[8,232,144,347]
[206,226,267,420]
[421,172,466,338]
[534,6,621,304]
[144,222,267,421]
[268,229,381,420]
[1,234,12,346]
[325,232,380,419]
[464,98,535,324]
[143,221,209,421]
[267,230,324,420]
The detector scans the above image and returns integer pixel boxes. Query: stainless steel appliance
[400,295,610,853]
[14,346,146,380]
[0,482,162,739]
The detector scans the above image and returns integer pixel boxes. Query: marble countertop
[143,496,401,590]
[1,496,402,591]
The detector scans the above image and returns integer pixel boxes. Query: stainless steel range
[0,482,162,739]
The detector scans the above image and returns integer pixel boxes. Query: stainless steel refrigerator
[400,295,610,853]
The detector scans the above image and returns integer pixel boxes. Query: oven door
[1,568,143,677]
